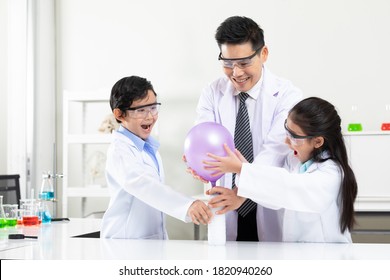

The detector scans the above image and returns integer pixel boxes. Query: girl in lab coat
[206,97,358,242]
[101,76,212,239]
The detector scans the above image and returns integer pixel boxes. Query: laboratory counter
[0,218,389,260]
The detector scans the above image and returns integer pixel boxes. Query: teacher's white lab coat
[101,131,194,239]
[196,67,302,241]
[237,154,352,243]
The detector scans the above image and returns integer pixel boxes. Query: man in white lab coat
[194,16,302,241]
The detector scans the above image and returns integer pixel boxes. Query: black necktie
[233,92,259,241]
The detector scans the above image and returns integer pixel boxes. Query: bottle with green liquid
[0,196,7,228]
[3,204,18,227]
[348,105,363,132]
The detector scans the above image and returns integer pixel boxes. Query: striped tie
[233,92,258,241]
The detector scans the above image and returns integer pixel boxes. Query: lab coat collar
[257,67,286,137]
[302,150,332,173]
[118,125,160,153]
[299,159,314,173]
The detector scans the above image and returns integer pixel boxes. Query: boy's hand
[182,154,209,184]
[188,200,213,225]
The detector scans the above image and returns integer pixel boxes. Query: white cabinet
[344,131,390,211]
[62,90,113,217]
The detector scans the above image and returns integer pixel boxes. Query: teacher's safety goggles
[218,47,262,69]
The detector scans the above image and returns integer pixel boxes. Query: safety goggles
[284,119,314,146]
[122,102,161,119]
[218,47,262,69]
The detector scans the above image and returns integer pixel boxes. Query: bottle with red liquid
[381,104,390,131]
[20,199,40,226]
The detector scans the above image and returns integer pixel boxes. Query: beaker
[0,196,6,228]
[20,199,40,226]
[38,200,52,224]
[3,204,18,227]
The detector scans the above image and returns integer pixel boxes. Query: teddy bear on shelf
[98,113,119,134]
[86,151,107,186]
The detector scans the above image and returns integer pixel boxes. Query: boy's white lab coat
[101,131,194,239]
[237,154,352,243]
[196,67,302,241]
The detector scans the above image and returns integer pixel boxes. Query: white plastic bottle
[208,193,226,245]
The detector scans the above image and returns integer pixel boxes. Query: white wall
[55,0,390,239]
[0,0,8,174]
[57,0,390,130]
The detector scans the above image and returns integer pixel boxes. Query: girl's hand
[206,186,246,214]
[203,143,247,177]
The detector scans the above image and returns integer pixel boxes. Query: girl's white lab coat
[196,66,302,241]
[237,154,352,243]
[101,131,194,239]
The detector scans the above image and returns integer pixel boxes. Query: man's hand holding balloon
[206,187,246,214]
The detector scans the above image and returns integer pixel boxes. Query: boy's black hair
[110,76,156,123]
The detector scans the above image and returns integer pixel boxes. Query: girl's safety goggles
[284,119,314,146]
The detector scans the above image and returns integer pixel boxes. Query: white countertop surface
[1,218,389,260]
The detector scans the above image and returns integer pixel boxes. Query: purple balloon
[184,122,235,185]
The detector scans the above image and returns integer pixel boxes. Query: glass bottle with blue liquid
[39,172,54,200]
[38,172,53,224]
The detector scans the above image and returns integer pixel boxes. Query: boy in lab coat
[101,76,212,239]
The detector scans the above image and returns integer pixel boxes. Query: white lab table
[0,218,390,260]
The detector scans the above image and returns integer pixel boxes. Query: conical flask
[39,172,54,200]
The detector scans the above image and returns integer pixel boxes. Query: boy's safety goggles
[122,103,161,119]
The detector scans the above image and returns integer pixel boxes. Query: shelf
[343,131,390,136]
[65,134,112,143]
[355,196,390,212]
[63,90,111,217]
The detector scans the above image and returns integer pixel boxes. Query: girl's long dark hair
[289,97,358,233]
